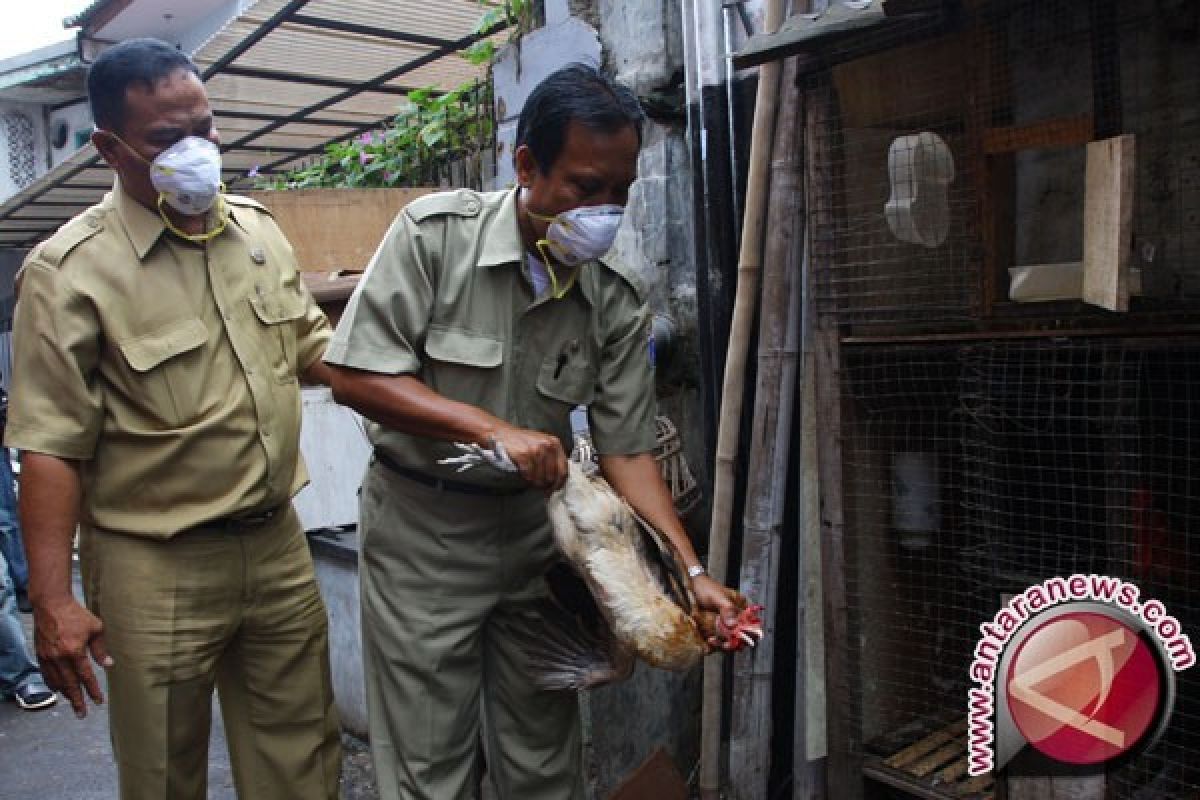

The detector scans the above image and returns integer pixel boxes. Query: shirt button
[263,430,271,438]
[246,368,254,376]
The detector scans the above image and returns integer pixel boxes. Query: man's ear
[91,130,122,169]
[514,144,539,187]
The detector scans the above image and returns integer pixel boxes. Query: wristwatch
[687,564,707,579]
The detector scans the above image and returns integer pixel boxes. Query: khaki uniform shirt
[3,184,331,537]
[325,187,657,489]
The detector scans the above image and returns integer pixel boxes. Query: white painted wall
[47,100,92,167]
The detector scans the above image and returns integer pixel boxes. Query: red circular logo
[1006,611,1162,765]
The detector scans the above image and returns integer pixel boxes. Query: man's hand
[691,573,739,635]
[490,424,568,491]
[32,595,112,718]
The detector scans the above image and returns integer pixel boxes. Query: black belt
[373,449,527,497]
[204,504,284,530]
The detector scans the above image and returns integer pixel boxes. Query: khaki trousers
[80,506,342,800]
[359,461,584,800]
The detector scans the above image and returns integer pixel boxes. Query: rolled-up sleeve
[3,260,104,459]
[589,291,658,456]
[324,209,435,375]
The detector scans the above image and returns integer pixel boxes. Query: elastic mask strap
[158,191,228,243]
[536,240,579,300]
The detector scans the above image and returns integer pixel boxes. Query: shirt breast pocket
[423,326,504,410]
[535,355,596,407]
[116,318,209,426]
[249,288,305,383]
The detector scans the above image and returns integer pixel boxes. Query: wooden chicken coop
[742,0,1200,797]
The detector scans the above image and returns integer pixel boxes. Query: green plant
[254,1,529,191]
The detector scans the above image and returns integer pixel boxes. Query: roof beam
[225,27,498,156]
[286,15,459,49]
[219,66,415,95]
[201,0,313,79]
[214,109,365,128]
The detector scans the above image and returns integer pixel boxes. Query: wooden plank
[730,53,806,800]
[886,720,968,770]
[244,187,431,271]
[965,13,1013,317]
[981,116,1094,154]
[864,757,991,800]
[909,741,966,778]
[832,34,968,129]
[809,74,860,800]
[956,773,994,796]
[1081,134,1135,311]
[933,754,969,785]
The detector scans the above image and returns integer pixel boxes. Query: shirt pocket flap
[536,357,596,406]
[118,318,208,372]
[425,327,503,368]
[249,288,306,324]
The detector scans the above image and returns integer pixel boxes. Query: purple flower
[359,131,376,145]
[359,151,375,166]
[384,171,397,184]
[248,165,260,178]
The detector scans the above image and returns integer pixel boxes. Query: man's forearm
[18,452,83,606]
[328,365,503,445]
[598,452,703,571]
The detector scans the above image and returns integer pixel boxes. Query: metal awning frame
[0,0,505,248]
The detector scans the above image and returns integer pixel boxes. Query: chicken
[496,461,764,690]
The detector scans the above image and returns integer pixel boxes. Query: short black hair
[516,63,644,174]
[87,38,199,132]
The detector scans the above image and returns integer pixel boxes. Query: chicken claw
[438,441,518,473]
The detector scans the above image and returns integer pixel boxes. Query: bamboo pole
[699,0,787,796]
[728,52,804,800]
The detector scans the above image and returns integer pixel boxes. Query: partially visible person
[0,548,56,710]
[4,38,340,799]
[0,376,31,613]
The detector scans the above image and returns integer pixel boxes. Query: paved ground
[0,572,379,799]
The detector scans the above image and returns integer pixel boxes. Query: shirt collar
[476,186,525,268]
[478,187,595,306]
[112,178,240,261]
[112,179,166,261]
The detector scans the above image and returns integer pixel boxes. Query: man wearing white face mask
[325,63,740,800]
[4,38,342,799]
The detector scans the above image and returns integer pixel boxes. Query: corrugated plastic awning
[0,0,499,248]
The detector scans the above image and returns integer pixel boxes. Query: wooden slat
[909,740,966,778]
[1082,134,1136,312]
[934,754,969,784]
[886,720,967,770]
[982,116,1094,154]
[864,755,994,800]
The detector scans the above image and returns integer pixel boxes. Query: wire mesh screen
[837,337,1200,797]
[804,0,1200,331]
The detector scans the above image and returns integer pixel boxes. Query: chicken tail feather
[494,599,635,691]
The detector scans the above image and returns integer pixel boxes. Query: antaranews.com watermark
[968,574,1195,776]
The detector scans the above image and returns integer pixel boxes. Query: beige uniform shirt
[325,187,657,489]
[4,185,331,537]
